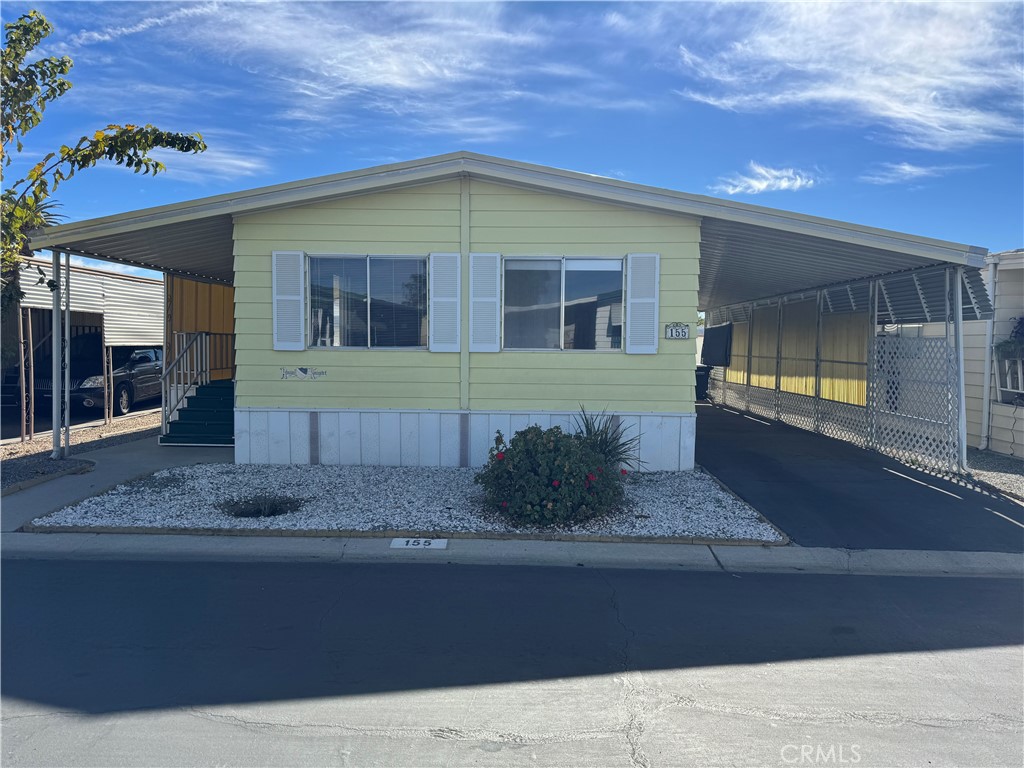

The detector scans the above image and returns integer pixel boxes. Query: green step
[159,434,234,446]
[160,380,235,446]
[176,409,232,424]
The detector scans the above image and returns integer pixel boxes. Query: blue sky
[4,1,1023,278]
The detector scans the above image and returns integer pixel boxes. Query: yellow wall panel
[779,299,817,395]
[232,178,701,413]
[725,321,749,385]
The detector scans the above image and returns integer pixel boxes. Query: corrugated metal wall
[165,275,235,380]
[21,259,164,347]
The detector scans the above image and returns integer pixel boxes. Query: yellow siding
[725,322,749,385]
[233,181,462,409]
[232,178,701,413]
[779,300,817,395]
[749,305,779,389]
[468,180,699,413]
[820,312,868,406]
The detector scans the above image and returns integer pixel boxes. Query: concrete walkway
[1,437,232,533]
[2,433,1020,579]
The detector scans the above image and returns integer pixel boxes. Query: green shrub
[474,425,626,526]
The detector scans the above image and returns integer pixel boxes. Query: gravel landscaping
[1,410,160,491]
[968,448,1024,501]
[30,463,786,543]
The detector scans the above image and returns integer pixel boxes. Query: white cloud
[68,3,221,46]
[710,162,819,196]
[55,3,635,145]
[859,162,978,186]
[660,3,1023,151]
[150,143,271,184]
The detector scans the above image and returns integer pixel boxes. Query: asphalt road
[695,404,1024,552]
[2,558,1021,767]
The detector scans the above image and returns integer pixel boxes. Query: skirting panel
[234,409,696,471]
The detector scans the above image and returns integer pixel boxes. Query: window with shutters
[502,258,623,351]
[308,255,427,348]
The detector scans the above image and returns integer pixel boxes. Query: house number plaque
[664,323,690,340]
[390,538,448,550]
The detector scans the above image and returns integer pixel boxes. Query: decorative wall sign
[664,323,690,340]
[280,367,328,380]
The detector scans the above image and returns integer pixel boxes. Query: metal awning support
[954,266,968,471]
[50,249,71,459]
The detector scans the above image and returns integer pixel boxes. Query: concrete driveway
[695,404,1024,552]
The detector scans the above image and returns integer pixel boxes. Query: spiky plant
[572,406,643,470]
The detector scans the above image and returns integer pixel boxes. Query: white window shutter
[469,253,501,352]
[625,252,660,354]
[272,250,305,351]
[428,252,461,352]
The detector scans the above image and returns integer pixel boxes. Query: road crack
[599,571,653,768]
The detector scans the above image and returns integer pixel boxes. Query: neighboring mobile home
[30,152,993,472]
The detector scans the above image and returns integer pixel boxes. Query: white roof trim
[32,151,986,268]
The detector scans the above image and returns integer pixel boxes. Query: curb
[2,531,1020,579]
[17,521,788,548]
[0,459,96,497]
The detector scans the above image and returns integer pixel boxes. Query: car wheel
[115,384,132,416]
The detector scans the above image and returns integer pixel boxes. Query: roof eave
[30,150,988,269]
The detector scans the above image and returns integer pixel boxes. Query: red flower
[621,469,628,476]
[496,452,505,460]
[587,473,596,481]
[501,501,508,508]
[552,480,560,487]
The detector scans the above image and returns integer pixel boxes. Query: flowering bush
[474,425,625,526]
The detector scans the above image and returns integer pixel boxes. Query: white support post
[50,250,63,459]
[745,302,754,410]
[979,256,998,450]
[814,290,823,434]
[63,251,71,455]
[774,299,783,420]
[865,280,878,451]
[954,266,968,471]
[17,306,26,442]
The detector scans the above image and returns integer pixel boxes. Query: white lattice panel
[869,335,959,471]
[708,368,725,403]
[747,386,776,420]
[779,391,816,431]
[818,399,868,448]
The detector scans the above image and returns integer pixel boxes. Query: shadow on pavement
[2,559,1020,714]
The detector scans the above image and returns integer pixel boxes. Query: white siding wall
[235,408,696,471]
[921,262,1024,456]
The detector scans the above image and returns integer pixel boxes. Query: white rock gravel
[32,463,784,542]
[968,448,1024,500]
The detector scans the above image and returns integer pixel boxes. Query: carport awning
[30,152,991,314]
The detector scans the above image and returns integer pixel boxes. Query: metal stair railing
[161,332,210,435]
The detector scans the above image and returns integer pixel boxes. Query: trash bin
[695,365,711,401]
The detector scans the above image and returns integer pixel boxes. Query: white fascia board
[457,158,987,268]
[31,160,468,248]
[31,150,988,269]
